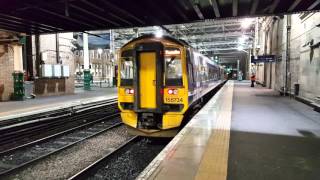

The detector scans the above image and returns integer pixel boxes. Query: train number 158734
[165,98,183,103]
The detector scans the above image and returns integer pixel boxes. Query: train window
[165,47,183,86]
[186,50,195,90]
[120,50,134,86]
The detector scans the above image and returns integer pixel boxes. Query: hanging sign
[251,55,276,63]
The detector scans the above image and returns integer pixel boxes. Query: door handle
[153,80,156,86]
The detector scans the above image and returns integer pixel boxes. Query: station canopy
[0,0,320,34]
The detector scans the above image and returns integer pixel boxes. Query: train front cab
[118,38,189,136]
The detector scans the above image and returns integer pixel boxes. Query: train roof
[122,34,190,48]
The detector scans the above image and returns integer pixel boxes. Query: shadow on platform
[227,130,320,180]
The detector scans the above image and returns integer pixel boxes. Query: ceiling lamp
[155,30,163,38]
[238,35,248,44]
[241,18,253,29]
[237,46,244,51]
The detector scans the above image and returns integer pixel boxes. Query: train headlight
[125,88,134,94]
[168,89,178,95]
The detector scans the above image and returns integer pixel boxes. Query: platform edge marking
[0,95,117,121]
[195,81,234,180]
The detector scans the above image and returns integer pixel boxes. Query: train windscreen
[120,50,134,86]
[165,47,183,86]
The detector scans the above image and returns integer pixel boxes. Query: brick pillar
[0,45,14,101]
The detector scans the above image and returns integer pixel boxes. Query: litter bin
[294,83,299,96]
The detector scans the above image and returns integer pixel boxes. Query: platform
[0,87,117,121]
[138,81,320,180]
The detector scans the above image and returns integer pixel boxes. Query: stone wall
[256,13,320,102]
[0,44,14,101]
[296,13,320,100]
[34,78,67,96]
[33,33,75,96]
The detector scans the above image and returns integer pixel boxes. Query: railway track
[0,114,122,177]
[0,98,118,152]
[69,136,170,180]
[66,84,225,180]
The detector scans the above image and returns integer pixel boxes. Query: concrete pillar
[13,44,24,72]
[285,15,291,95]
[110,30,115,86]
[237,59,240,80]
[26,35,34,79]
[248,48,252,79]
[56,33,60,64]
[83,33,89,69]
[35,34,41,77]
[83,33,91,90]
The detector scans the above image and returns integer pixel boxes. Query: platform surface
[228,81,320,180]
[138,81,320,180]
[0,87,117,121]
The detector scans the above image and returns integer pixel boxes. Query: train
[117,34,224,137]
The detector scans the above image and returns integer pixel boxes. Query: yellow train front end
[117,35,189,137]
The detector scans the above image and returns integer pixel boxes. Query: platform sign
[62,65,70,77]
[53,64,62,77]
[251,55,276,63]
[41,64,53,77]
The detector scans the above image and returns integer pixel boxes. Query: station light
[155,30,163,38]
[238,37,245,44]
[238,35,249,44]
[241,18,253,29]
[237,46,244,51]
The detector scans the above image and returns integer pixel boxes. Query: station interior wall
[255,13,320,102]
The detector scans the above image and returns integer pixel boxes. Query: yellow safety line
[195,81,234,180]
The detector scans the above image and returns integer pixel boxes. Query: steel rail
[68,136,140,180]
[0,120,123,177]
[0,113,120,155]
[0,100,118,149]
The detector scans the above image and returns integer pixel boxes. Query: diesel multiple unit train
[118,34,224,137]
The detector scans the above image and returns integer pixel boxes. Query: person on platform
[250,74,256,87]
[238,71,243,81]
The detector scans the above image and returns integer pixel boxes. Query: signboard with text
[251,55,276,63]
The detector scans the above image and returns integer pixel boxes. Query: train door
[139,52,156,108]
[134,42,164,113]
